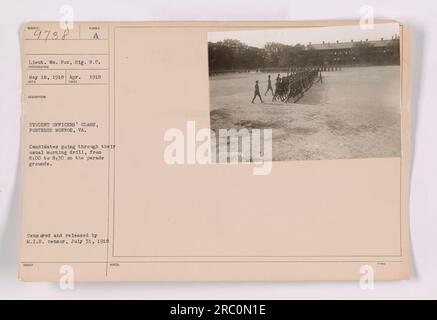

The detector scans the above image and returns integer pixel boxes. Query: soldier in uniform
[251,80,264,104]
[264,75,274,96]
[272,74,281,102]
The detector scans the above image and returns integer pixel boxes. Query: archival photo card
[19,21,410,281]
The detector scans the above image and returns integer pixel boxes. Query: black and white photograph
[208,23,401,161]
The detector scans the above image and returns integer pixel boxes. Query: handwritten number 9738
[33,28,70,41]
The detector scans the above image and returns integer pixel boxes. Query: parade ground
[209,66,401,161]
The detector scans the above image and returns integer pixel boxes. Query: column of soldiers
[252,67,321,104]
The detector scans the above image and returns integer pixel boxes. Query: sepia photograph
[208,23,401,161]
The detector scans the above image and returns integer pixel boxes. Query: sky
[207,23,399,47]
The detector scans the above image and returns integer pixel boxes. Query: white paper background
[0,0,435,299]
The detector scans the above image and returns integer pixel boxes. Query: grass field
[209,66,401,161]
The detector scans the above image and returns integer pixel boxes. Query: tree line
[208,39,400,72]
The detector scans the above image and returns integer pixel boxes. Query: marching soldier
[265,75,274,96]
[251,80,264,104]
